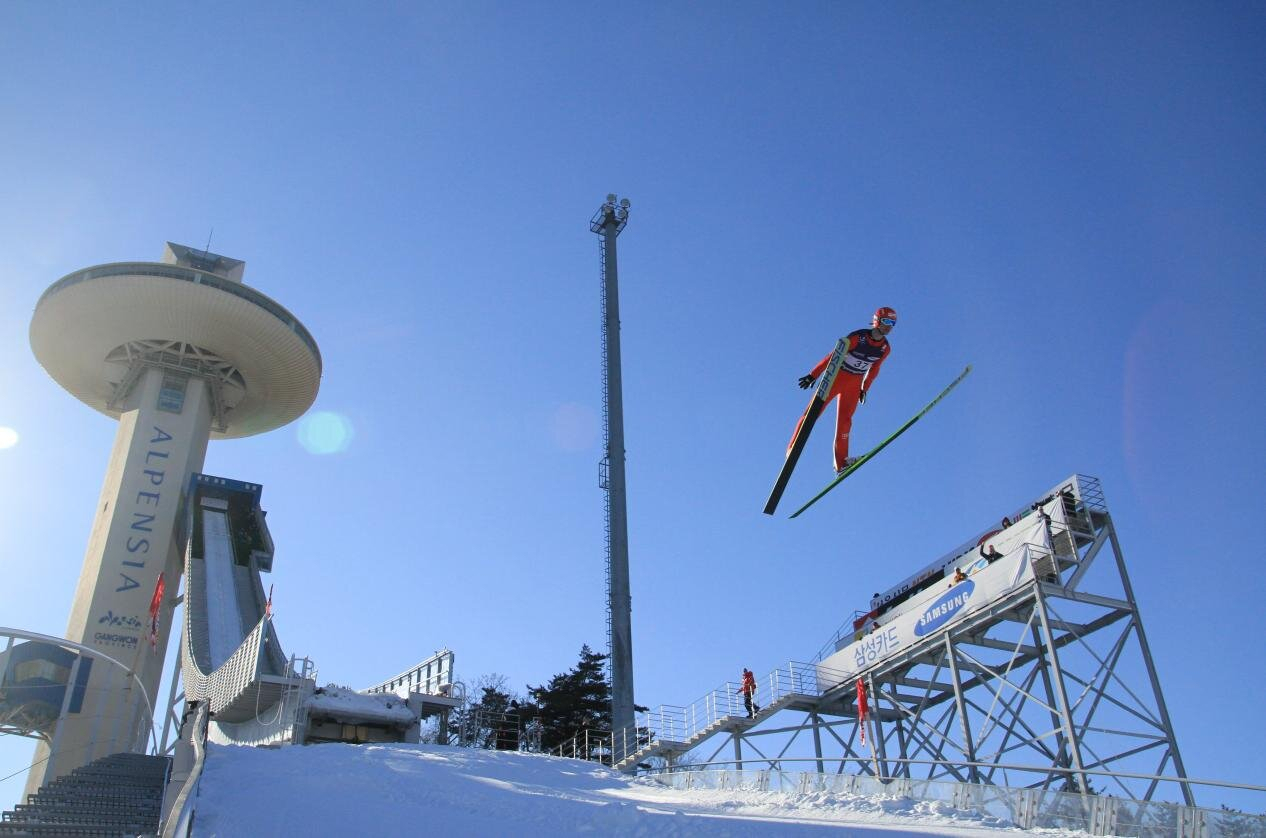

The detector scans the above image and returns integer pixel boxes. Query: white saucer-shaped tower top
[30,243,322,439]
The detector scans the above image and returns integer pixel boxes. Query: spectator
[950,567,967,586]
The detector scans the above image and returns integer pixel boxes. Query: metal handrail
[812,474,1106,664]
[160,701,209,838]
[0,626,159,756]
[550,662,849,767]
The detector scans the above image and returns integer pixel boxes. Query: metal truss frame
[105,339,246,431]
[703,476,1195,806]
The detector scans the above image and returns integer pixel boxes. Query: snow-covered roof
[304,685,418,725]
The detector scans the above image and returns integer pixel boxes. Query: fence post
[1018,788,1036,831]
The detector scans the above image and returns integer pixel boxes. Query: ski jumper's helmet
[873,306,898,327]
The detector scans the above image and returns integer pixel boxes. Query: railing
[643,765,1266,838]
[551,662,847,767]
[160,701,209,838]
[812,474,1102,664]
[38,262,321,371]
[0,627,160,758]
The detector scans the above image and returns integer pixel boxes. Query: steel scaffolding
[608,476,1195,808]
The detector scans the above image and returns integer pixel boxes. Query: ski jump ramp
[171,474,432,749]
[178,475,296,730]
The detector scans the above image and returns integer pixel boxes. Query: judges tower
[27,243,321,790]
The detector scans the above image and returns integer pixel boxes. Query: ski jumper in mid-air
[791,307,896,473]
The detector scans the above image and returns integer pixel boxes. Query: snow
[201,510,242,669]
[192,743,1082,837]
[304,685,418,724]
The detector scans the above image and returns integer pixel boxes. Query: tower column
[28,367,212,794]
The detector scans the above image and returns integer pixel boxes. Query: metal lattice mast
[591,194,634,735]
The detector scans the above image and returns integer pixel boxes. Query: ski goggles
[878,317,897,326]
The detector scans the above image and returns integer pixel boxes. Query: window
[158,372,188,414]
[14,659,70,685]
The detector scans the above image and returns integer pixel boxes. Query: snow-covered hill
[191,743,1077,836]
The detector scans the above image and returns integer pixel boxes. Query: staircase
[1,752,171,837]
[614,691,807,771]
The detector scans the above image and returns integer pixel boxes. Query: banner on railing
[818,520,1047,685]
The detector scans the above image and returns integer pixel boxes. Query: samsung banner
[817,515,1052,687]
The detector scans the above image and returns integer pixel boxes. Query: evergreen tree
[446,673,521,749]
[526,645,612,753]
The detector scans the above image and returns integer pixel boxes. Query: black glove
[798,375,815,389]
[858,389,868,404]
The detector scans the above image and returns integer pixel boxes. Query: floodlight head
[606,193,617,204]
[619,198,630,209]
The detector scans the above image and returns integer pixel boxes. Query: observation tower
[25,242,321,790]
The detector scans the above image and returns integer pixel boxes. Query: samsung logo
[914,581,975,637]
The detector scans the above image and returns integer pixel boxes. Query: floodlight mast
[591,195,634,735]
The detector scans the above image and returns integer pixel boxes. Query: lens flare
[0,427,18,449]
[297,411,354,455]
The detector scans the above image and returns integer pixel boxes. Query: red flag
[148,573,165,651]
[856,679,869,745]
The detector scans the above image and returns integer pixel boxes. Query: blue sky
[2,2,1264,808]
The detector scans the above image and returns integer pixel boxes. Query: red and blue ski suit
[791,328,890,469]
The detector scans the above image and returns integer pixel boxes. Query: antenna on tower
[202,228,215,261]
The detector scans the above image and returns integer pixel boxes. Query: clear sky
[2,1,1264,808]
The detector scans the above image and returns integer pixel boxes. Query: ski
[762,338,848,515]
[788,364,972,519]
